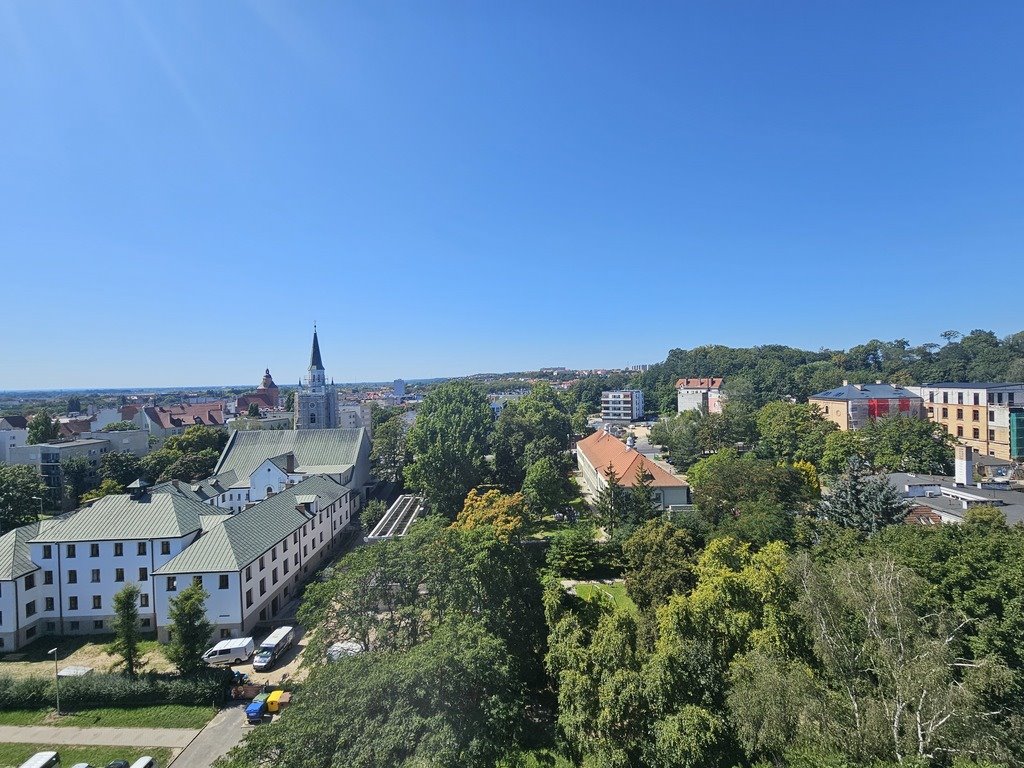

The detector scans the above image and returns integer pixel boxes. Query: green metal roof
[30,493,210,543]
[0,520,61,581]
[154,475,351,574]
[213,428,366,481]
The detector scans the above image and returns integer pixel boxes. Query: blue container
[246,701,266,724]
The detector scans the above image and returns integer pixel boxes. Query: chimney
[286,453,295,473]
[842,380,849,387]
[955,445,973,486]
[875,380,882,385]
[171,479,180,490]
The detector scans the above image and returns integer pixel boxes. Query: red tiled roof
[906,506,944,525]
[237,394,277,411]
[577,430,686,488]
[144,403,226,430]
[59,418,95,437]
[675,377,724,389]
[119,405,140,420]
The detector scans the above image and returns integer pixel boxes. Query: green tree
[80,478,125,503]
[817,458,908,534]
[359,498,388,535]
[755,401,837,466]
[627,465,659,526]
[284,390,295,412]
[593,465,626,538]
[246,402,260,418]
[66,396,82,414]
[622,520,698,613]
[165,583,214,675]
[521,456,569,518]
[140,448,183,482]
[101,420,139,432]
[60,455,96,509]
[404,381,492,518]
[163,425,228,455]
[687,449,809,526]
[100,451,143,487]
[27,411,59,445]
[492,384,572,490]
[160,449,219,482]
[546,524,601,578]
[371,415,408,483]
[109,583,143,678]
[0,465,46,534]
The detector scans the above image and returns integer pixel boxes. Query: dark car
[105,761,130,768]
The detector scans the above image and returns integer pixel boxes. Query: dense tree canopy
[0,465,45,534]
[492,384,572,491]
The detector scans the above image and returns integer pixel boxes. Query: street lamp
[32,496,43,522]
[48,647,60,715]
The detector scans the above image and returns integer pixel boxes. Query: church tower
[294,326,338,429]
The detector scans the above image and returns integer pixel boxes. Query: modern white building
[676,378,725,414]
[0,416,28,464]
[600,390,644,422]
[0,475,357,650]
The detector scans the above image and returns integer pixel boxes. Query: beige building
[907,383,1024,460]
[808,382,923,431]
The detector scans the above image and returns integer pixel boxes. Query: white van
[19,753,60,768]
[202,637,255,666]
[252,626,295,672]
[128,758,155,768]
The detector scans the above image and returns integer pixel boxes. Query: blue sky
[2,2,1022,389]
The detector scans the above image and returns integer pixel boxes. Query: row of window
[244,559,292,608]
[929,407,996,423]
[26,567,149,590]
[165,574,231,592]
[41,541,173,559]
[954,426,997,441]
[23,591,151,618]
[928,391,1017,406]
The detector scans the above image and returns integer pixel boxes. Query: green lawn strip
[0,705,215,729]
[574,582,637,612]
[0,744,171,768]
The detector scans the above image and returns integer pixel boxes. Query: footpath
[0,725,197,748]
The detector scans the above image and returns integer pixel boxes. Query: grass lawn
[0,704,215,729]
[0,744,172,768]
[574,581,637,613]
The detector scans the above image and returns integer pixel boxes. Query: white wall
[0,429,27,464]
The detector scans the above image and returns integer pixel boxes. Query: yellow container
[266,689,284,713]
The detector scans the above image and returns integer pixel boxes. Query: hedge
[0,668,233,711]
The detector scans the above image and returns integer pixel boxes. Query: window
[219,575,229,590]
[166,577,177,592]
[67,570,77,584]
[137,542,147,556]
[115,568,125,582]
[973,410,980,421]
[43,571,53,585]
[42,545,52,560]
[271,548,277,561]
[141,618,151,627]
[957,392,964,404]
[26,627,35,639]
[193,575,203,587]
[1010,393,1016,404]
[245,589,252,608]
[45,597,54,612]
[160,541,170,556]
[259,556,264,569]
[90,543,99,557]
[140,593,149,608]
[139,567,148,581]
[989,430,996,441]
[94,620,104,630]
[245,566,251,581]
[91,569,100,583]
[25,601,36,617]
[988,392,995,404]
[956,409,963,420]
[114,543,123,557]
[973,428,980,439]
[24,574,35,590]
[282,539,288,552]
[990,411,996,422]
[68,596,78,610]
[69,621,79,630]
[928,391,934,403]
[259,608,267,620]
[942,392,948,404]
[293,532,298,545]
[293,553,298,565]
[272,569,278,585]
[997,392,1004,404]
[941,408,948,418]
[283,560,289,575]
[259,578,266,596]
[957,426,964,437]
[973,393,980,405]
[92,595,102,609]
[67,544,76,558]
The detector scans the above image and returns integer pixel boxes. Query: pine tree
[628,466,659,526]
[817,457,908,534]
[109,583,143,678]
[594,464,625,538]
[165,583,214,675]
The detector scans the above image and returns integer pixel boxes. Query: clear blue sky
[2,2,1022,389]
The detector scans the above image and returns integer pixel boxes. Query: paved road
[169,704,247,768]
[0,725,198,748]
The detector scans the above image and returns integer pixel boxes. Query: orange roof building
[576,429,690,510]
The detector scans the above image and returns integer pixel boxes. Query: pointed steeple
[309,325,324,371]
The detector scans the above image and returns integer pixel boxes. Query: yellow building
[808,382,923,431]
[908,383,1024,460]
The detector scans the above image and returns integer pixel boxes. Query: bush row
[0,669,233,711]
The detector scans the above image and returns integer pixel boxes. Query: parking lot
[228,626,309,686]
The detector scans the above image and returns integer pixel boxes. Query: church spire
[309,325,324,371]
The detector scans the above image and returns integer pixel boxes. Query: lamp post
[48,647,60,715]
[32,496,43,522]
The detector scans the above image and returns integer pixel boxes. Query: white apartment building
[0,475,356,650]
[676,378,725,414]
[600,390,644,422]
[0,416,28,464]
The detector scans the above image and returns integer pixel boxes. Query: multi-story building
[337,403,373,438]
[0,475,357,650]
[576,428,689,510]
[121,403,226,440]
[907,382,1024,460]
[601,390,644,422]
[295,327,339,430]
[808,382,923,431]
[0,416,28,463]
[676,378,725,414]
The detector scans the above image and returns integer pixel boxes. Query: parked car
[252,626,295,672]
[104,761,129,768]
[202,637,255,666]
